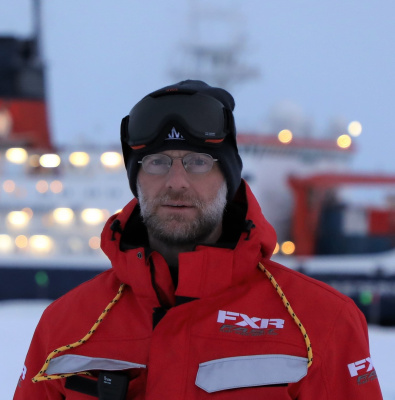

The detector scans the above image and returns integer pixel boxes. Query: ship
[1,1,394,325]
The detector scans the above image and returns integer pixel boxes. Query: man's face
[137,150,227,246]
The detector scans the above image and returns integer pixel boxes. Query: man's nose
[165,159,190,189]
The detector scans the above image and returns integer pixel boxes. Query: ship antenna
[168,0,259,91]
[32,0,43,64]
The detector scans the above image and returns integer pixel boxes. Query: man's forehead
[158,150,195,157]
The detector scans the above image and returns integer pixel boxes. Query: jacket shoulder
[38,269,121,337]
[262,258,356,306]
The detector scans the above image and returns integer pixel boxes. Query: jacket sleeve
[298,299,383,399]
[13,308,64,400]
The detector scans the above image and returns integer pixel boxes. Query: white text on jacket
[217,310,285,329]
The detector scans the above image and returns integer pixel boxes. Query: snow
[1,300,394,399]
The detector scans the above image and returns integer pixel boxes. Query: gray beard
[137,181,227,246]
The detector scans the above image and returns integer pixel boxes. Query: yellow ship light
[100,152,123,168]
[348,121,362,137]
[5,148,28,164]
[39,154,61,168]
[50,180,63,194]
[272,242,280,255]
[28,154,41,168]
[36,180,49,193]
[278,129,293,144]
[15,235,28,249]
[281,241,296,255]
[337,134,352,149]
[3,180,16,193]
[69,152,90,167]
[7,210,30,228]
[81,208,105,225]
[89,236,101,250]
[29,235,54,253]
[53,208,74,224]
[0,234,14,253]
[22,207,34,218]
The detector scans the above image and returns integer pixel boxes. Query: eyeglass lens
[140,153,216,175]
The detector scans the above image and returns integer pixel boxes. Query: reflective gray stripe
[196,354,308,393]
[46,354,146,375]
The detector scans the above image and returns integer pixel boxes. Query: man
[14,80,383,399]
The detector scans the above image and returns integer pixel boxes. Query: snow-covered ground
[1,300,394,399]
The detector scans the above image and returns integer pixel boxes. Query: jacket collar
[101,180,277,300]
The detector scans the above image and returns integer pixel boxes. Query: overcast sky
[2,0,395,174]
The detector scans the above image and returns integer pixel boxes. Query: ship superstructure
[1,0,394,325]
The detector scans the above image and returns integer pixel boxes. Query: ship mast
[169,0,259,91]
[32,0,43,64]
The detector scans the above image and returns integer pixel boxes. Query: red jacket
[14,181,383,399]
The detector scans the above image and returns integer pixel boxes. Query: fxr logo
[217,310,285,329]
[348,357,373,377]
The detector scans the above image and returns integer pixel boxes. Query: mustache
[154,191,204,207]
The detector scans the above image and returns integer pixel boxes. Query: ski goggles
[121,91,235,150]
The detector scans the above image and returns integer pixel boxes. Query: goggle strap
[120,116,129,142]
[205,138,224,144]
[223,108,235,135]
[149,87,197,98]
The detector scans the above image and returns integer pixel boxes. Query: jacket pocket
[195,354,307,393]
[46,354,146,375]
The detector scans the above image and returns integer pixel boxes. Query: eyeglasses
[138,153,218,175]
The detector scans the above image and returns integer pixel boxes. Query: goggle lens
[124,93,233,148]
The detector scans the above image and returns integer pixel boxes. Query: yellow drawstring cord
[33,263,312,383]
[259,262,313,368]
[32,283,125,383]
